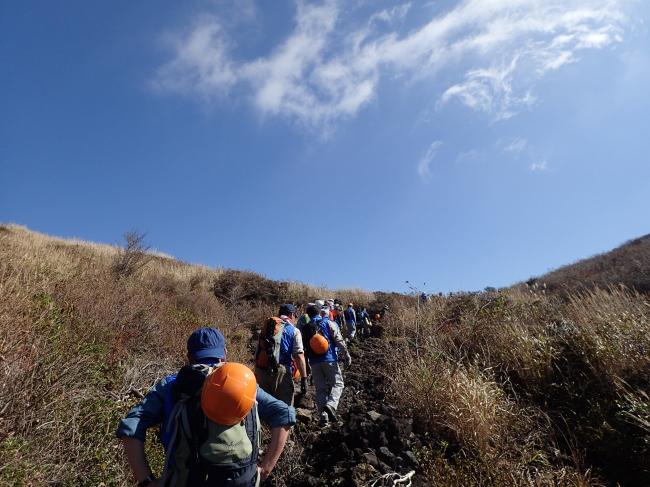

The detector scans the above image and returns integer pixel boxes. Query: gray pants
[310,361,344,413]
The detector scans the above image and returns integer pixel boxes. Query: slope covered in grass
[1,224,649,486]
[522,234,650,294]
[387,287,650,485]
[0,224,371,486]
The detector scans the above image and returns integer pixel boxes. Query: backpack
[161,364,260,487]
[302,318,330,358]
[255,317,286,373]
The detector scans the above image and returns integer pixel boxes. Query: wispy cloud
[502,137,528,155]
[418,140,443,180]
[154,0,633,127]
[530,160,549,172]
[153,16,236,97]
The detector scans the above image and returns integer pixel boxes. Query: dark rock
[367,410,386,422]
[404,450,419,466]
[378,446,397,466]
[295,408,312,423]
[377,460,392,474]
[378,431,389,447]
[362,452,379,467]
[339,443,352,460]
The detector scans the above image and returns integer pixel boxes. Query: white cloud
[369,3,412,27]
[456,149,481,163]
[153,17,236,97]
[530,160,549,171]
[502,137,528,154]
[441,55,537,121]
[418,140,443,180]
[154,0,633,127]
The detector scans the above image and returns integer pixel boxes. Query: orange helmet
[201,363,257,426]
[310,334,329,355]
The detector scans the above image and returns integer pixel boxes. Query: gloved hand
[345,352,352,367]
[300,377,308,395]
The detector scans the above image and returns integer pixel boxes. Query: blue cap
[187,327,226,361]
[279,304,297,316]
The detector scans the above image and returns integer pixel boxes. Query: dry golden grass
[387,286,650,485]
[0,224,374,486]
[3,224,649,486]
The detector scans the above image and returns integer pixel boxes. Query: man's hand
[300,377,308,395]
[345,352,352,367]
[259,464,272,481]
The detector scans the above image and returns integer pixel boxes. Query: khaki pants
[254,365,295,406]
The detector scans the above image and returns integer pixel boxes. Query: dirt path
[273,338,428,487]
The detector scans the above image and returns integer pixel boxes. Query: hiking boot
[319,411,329,426]
[325,405,337,421]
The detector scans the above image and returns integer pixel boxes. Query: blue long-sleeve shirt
[116,374,296,445]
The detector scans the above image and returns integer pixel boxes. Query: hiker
[331,303,346,330]
[357,306,371,338]
[344,303,357,340]
[116,327,296,487]
[302,304,351,425]
[254,304,308,406]
[380,304,389,319]
[296,304,312,331]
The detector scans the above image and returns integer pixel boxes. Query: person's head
[187,327,226,364]
[278,303,297,320]
[347,303,353,308]
[320,306,330,317]
[306,304,320,319]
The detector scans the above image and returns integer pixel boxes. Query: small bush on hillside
[112,230,151,279]
[213,270,290,305]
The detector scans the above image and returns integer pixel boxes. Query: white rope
[368,470,415,487]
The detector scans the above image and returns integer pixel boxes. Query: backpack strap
[161,364,213,487]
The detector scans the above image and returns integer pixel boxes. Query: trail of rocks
[277,338,428,487]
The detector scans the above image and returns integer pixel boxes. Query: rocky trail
[268,337,429,487]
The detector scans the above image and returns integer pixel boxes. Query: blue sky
[2,0,650,293]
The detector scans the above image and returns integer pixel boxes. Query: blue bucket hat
[187,327,226,361]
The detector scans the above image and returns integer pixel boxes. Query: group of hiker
[117,299,383,487]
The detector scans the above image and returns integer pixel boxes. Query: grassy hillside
[1,224,649,486]
[386,288,650,485]
[521,234,650,294]
[0,224,372,486]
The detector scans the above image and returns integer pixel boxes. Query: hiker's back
[254,317,296,405]
[162,364,260,487]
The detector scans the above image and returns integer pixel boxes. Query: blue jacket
[308,316,338,364]
[116,371,296,449]
[344,307,356,324]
